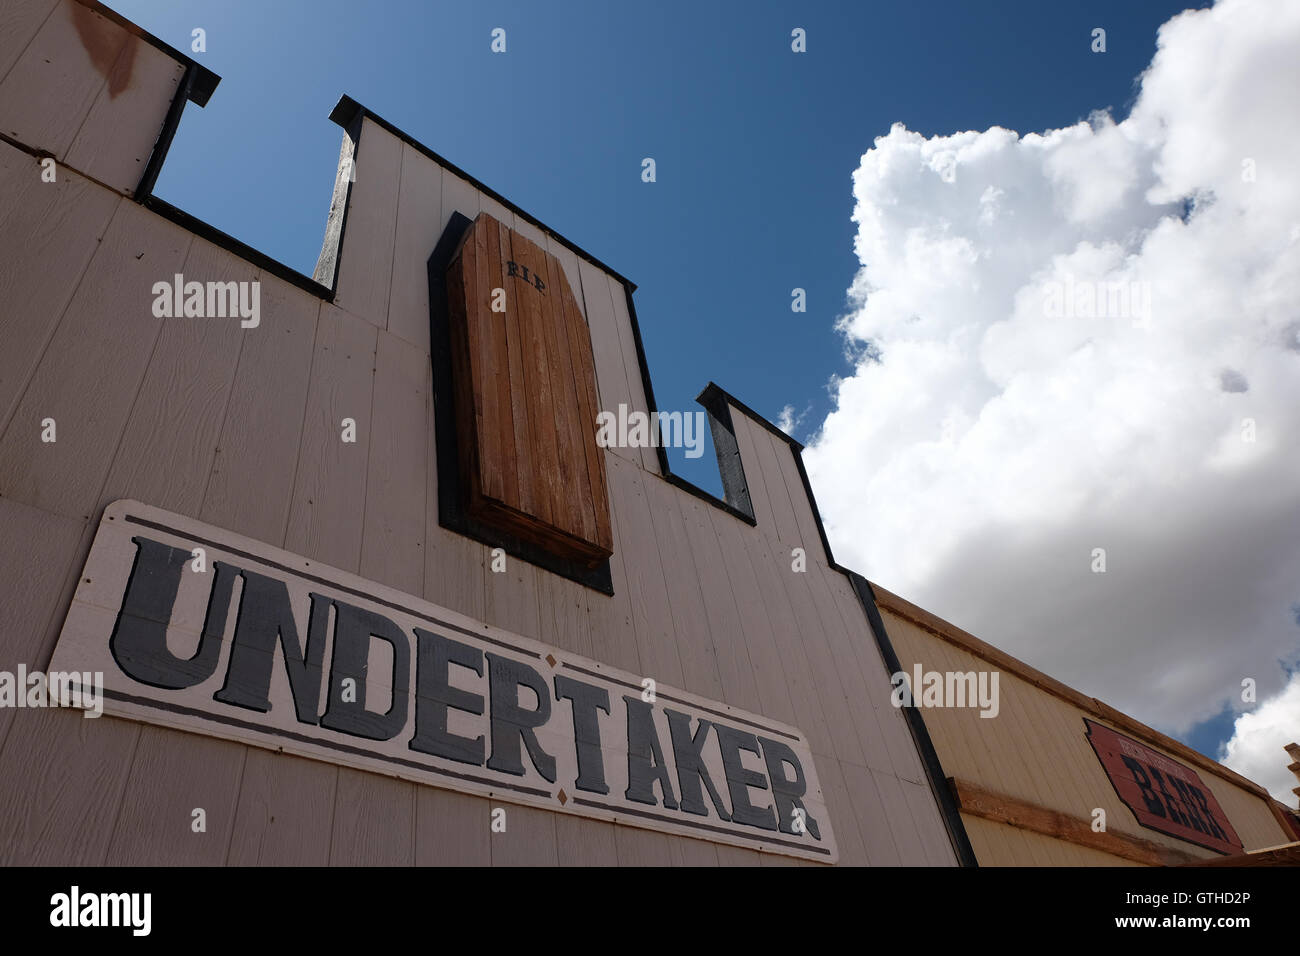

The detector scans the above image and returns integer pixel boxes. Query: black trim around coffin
[427,213,614,594]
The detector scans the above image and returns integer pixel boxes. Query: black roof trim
[328,95,636,292]
[85,0,220,105]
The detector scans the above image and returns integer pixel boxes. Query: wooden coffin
[445,213,613,566]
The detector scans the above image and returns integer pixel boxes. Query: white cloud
[804,0,1300,769]
[1221,671,1300,805]
[776,402,811,437]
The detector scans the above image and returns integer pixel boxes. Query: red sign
[1084,719,1244,855]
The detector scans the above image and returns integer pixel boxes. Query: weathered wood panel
[416,788,491,866]
[283,303,377,573]
[200,282,318,542]
[447,213,613,563]
[0,144,119,435]
[576,258,638,465]
[105,725,245,865]
[0,0,126,159]
[0,708,139,865]
[330,768,415,866]
[884,604,1291,862]
[332,118,402,326]
[0,198,191,518]
[227,750,338,866]
[0,0,59,83]
[386,141,443,350]
[66,35,183,194]
[358,329,428,595]
[98,241,249,515]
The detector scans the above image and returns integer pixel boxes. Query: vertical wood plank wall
[0,13,954,866]
[884,609,1292,865]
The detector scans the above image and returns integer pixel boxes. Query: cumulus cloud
[1221,670,1300,805]
[804,0,1300,766]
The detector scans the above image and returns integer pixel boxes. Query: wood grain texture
[283,303,377,573]
[227,750,338,866]
[951,777,1194,866]
[0,497,85,758]
[739,529,834,761]
[98,240,250,516]
[332,117,402,327]
[605,455,684,688]
[555,815,619,866]
[706,502,797,727]
[0,145,119,437]
[0,0,127,158]
[386,142,443,350]
[446,213,613,564]
[330,768,416,865]
[576,257,637,464]
[488,801,558,866]
[200,281,318,542]
[0,0,59,84]
[614,824,674,867]
[65,35,183,195]
[839,761,902,865]
[0,708,139,865]
[0,198,190,518]
[643,474,726,700]
[603,273,658,473]
[358,329,428,595]
[105,725,246,865]
[677,495,761,714]
[416,788,491,865]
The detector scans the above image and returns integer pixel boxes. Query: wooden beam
[948,776,1202,867]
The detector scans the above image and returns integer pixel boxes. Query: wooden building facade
[0,0,958,867]
[0,0,1288,868]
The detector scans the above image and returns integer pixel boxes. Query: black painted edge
[82,0,220,106]
[695,384,754,518]
[616,281,757,525]
[426,213,614,595]
[330,94,637,292]
[140,195,332,300]
[848,572,979,868]
[134,62,196,200]
[122,12,330,300]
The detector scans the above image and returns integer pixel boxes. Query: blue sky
[112,0,1204,489]
[109,0,1289,768]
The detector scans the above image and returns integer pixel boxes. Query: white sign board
[49,500,837,862]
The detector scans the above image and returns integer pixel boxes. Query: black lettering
[554,675,609,794]
[760,736,821,839]
[1149,767,1191,827]
[1121,755,1166,817]
[665,710,728,820]
[715,724,777,831]
[409,629,485,766]
[624,696,678,809]
[506,260,518,277]
[318,601,410,741]
[1186,784,1229,841]
[213,573,329,723]
[109,536,228,689]
[1169,777,1209,834]
[485,654,556,782]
